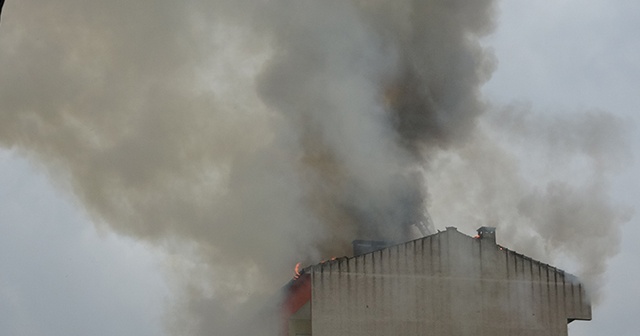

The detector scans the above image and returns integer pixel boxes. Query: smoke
[0,0,630,334]
[427,104,633,302]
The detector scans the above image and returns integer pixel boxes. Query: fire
[319,256,337,264]
[294,262,302,279]
[293,257,338,279]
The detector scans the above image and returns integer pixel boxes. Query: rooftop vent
[477,226,496,244]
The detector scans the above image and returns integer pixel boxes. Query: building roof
[295,227,577,282]
[283,226,591,324]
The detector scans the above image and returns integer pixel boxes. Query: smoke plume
[0,0,630,334]
[427,104,632,302]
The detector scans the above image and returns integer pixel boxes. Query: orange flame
[294,257,339,279]
[294,262,302,279]
[319,256,338,265]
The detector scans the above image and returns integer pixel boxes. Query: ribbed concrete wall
[310,227,590,336]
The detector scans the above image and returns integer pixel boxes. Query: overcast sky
[1,1,639,335]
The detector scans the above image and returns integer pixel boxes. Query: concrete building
[282,227,591,336]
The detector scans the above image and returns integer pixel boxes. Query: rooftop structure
[282,227,591,336]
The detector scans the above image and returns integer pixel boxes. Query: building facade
[283,227,591,336]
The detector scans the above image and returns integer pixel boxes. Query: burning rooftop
[282,227,591,336]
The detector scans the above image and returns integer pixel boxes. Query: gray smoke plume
[0,0,630,334]
[426,104,632,303]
